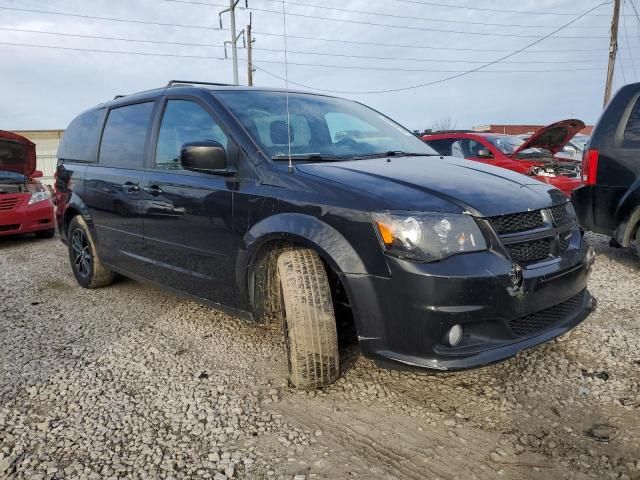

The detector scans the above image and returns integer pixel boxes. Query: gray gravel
[0,232,639,479]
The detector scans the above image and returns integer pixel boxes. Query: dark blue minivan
[56,81,595,388]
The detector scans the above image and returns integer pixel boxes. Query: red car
[0,130,55,238]
[422,119,585,196]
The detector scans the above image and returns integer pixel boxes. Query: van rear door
[84,101,156,273]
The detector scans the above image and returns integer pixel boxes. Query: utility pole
[604,0,621,107]
[247,12,255,86]
[219,0,247,85]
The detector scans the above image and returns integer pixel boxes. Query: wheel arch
[614,182,640,246]
[60,194,95,244]
[236,213,367,315]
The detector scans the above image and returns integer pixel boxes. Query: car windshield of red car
[486,135,551,158]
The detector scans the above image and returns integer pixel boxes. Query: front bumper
[343,238,595,371]
[0,196,55,237]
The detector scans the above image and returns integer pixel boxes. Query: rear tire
[35,228,55,239]
[67,215,115,289]
[277,248,339,389]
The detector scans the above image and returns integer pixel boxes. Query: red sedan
[0,130,55,238]
[422,119,585,196]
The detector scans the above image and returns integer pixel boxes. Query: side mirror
[180,141,232,174]
[32,170,44,178]
[476,149,493,158]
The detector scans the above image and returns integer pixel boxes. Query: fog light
[446,324,463,347]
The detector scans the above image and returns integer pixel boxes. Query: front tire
[67,216,114,289]
[277,248,339,389]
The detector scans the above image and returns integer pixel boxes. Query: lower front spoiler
[372,290,596,372]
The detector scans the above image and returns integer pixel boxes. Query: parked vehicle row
[0,130,55,238]
[53,81,596,389]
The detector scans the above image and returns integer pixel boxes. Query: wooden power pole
[604,0,621,107]
[247,12,255,86]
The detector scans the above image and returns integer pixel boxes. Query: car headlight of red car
[27,186,51,205]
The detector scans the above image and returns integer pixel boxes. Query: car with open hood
[55,82,595,389]
[0,130,55,238]
[422,119,586,196]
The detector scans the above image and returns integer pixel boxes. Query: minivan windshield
[215,90,438,161]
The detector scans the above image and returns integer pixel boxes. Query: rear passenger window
[155,100,228,170]
[58,109,106,162]
[99,102,154,167]
[623,98,640,147]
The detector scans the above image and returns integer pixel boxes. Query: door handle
[123,181,140,193]
[143,185,163,196]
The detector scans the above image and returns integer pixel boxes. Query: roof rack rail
[113,94,126,99]
[166,80,236,87]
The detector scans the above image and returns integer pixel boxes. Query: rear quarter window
[622,96,640,148]
[99,102,155,168]
[58,109,106,162]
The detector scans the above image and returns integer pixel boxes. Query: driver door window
[155,100,228,170]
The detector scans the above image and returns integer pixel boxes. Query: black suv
[573,83,640,254]
[56,81,596,389]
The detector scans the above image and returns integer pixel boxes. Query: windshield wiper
[354,151,439,159]
[271,153,346,162]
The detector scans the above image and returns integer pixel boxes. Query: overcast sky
[0,0,634,131]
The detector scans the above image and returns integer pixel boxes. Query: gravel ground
[0,232,639,480]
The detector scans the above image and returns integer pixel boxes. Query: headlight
[372,212,487,262]
[28,189,51,205]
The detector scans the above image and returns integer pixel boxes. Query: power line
[0,26,614,64]
[165,0,607,29]
[0,4,614,53]
[0,5,218,30]
[621,1,636,80]
[252,57,606,73]
[0,41,224,59]
[1,3,608,40]
[162,1,609,38]
[0,27,220,48]
[251,0,612,94]
[0,40,617,73]
[323,0,619,17]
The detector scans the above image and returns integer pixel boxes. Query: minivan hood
[512,119,586,157]
[297,156,566,217]
[0,130,36,177]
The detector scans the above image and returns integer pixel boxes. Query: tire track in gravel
[274,398,582,480]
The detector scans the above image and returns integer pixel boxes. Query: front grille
[509,290,585,336]
[505,238,552,265]
[0,224,20,232]
[489,204,578,266]
[0,197,20,211]
[489,211,544,235]
[549,204,571,226]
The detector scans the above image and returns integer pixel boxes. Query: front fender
[235,213,371,312]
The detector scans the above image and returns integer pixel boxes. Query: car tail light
[582,149,599,185]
